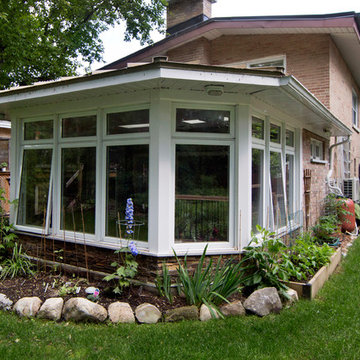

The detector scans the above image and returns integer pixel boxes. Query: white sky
[89,0,360,71]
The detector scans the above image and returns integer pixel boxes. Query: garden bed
[284,246,342,299]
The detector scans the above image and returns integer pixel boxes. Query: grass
[1,239,360,359]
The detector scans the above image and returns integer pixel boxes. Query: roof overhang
[102,12,360,87]
[0,61,351,137]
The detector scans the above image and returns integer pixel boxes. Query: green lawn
[1,240,360,360]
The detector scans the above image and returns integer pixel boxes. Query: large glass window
[62,115,96,138]
[17,149,52,227]
[286,154,294,217]
[270,152,286,230]
[106,145,149,241]
[107,109,149,135]
[61,147,96,234]
[252,149,264,232]
[176,109,230,133]
[24,120,53,140]
[175,145,229,243]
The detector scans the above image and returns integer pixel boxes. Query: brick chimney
[167,0,216,34]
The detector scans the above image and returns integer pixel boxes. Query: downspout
[327,135,351,186]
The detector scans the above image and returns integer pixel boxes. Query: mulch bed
[0,272,188,313]
[0,232,355,312]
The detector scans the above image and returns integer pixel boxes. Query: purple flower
[129,241,138,256]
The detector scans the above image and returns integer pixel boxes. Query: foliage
[155,262,173,304]
[0,187,17,262]
[0,243,34,279]
[58,282,80,297]
[241,227,334,293]
[312,215,338,245]
[0,0,167,89]
[287,235,334,281]
[240,226,291,296]
[0,239,360,359]
[104,198,138,294]
[174,245,244,312]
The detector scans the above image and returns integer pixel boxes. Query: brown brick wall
[302,129,330,228]
[329,40,360,180]
[167,37,211,64]
[210,34,331,107]
[167,0,212,30]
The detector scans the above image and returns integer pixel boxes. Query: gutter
[280,76,352,136]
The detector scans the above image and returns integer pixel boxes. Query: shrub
[0,243,34,279]
[240,226,291,295]
[174,245,244,309]
[155,262,173,304]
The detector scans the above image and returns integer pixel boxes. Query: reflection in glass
[61,147,96,234]
[62,115,96,137]
[252,117,264,140]
[106,145,148,241]
[286,129,294,147]
[176,109,230,133]
[270,123,281,144]
[286,154,294,217]
[270,152,286,230]
[252,149,263,232]
[17,149,52,227]
[107,110,149,135]
[24,120,53,140]
[175,145,229,243]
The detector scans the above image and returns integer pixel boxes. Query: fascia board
[158,67,282,86]
[0,68,162,105]
[280,76,352,135]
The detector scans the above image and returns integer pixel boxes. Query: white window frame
[101,138,150,251]
[247,55,286,71]
[251,116,299,236]
[171,103,236,252]
[310,138,324,162]
[15,144,54,235]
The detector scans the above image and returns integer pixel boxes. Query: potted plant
[0,162,7,171]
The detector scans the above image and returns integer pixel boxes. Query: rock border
[0,286,297,324]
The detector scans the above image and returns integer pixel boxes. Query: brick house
[0,0,357,278]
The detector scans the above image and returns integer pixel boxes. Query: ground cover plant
[0,238,358,359]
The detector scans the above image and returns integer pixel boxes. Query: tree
[0,0,167,89]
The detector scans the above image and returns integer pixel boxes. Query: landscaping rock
[63,298,107,322]
[284,288,299,306]
[135,303,161,324]
[0,293,13,311]
[243,287,282,317]
[199,304,220,321]
[165,306,199,322]
[37,298,64,321]
[220,300,245,317]
[108,302,135,324]
[13,297,42,317]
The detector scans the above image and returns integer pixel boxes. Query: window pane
[286,154,294,217]
[286,129,294,147]
[270,124,281,143]
[17,149,52,227]
[24,120,53,140]
[107,109,149,135]
[270,152,286,229]
[252,149,263,232]
[62,115,96,137]
[176,109,230,133]
[61,147,96,234]
[252,117,264,140]
[106,145,148,241]
[175,145,229,243]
